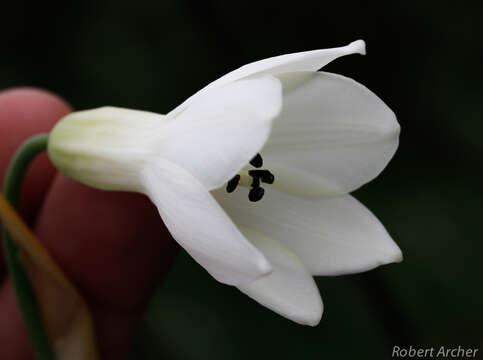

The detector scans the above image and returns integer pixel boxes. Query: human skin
[0,88,178,359]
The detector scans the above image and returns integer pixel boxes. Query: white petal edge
[261,71,400,197]
[169,40,365,117]
[155,76,282,191]
[237,226,323,326]
[214,187,402,276]
[142,159,272,286]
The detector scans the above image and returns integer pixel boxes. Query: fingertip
[0,87,72,219]
[0,87,72,118]
[0,86,72,181]
[35,175,178,310]
[0,280,35,360]
[0,87,72,157]
[0,87,72,272]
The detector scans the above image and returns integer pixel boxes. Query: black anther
[261,170,275,184]
[248,170,264,178]
[226,174,240,193]
[249,170,275,185]
[251,177,260,188]
[249,153,263,168]
[249,187,265,202]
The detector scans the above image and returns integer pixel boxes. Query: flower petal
[142,159,272,286]
[48,106,168,192]
[214,187,402,276]
[158,76,282,190]
[170,40,365,117]
[237,226,323,326]
[261,71,400,197]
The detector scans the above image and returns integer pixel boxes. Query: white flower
[48,40,402,326]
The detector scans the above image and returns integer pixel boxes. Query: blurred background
[2,0,482,358]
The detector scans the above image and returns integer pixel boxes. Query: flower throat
[226,153,275,202]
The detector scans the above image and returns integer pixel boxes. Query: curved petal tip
[348,39,366,55]
[385,245,404,264]
[296,301,323,327]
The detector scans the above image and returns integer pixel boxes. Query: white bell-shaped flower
[48,40,402,326]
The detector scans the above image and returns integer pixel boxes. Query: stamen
[248,170,263,178]
[249,153,263,168]
[249,170,275,184]
[226,165,274,201]
[261,170,274,184]
[251,176,260,188]
[226,174,240,193]
[249,187,265,202]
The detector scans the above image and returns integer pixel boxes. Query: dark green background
[2,1,482,359]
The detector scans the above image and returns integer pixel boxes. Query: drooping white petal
[170,40,365,117]
[158,76,282,191]
[237,226,323,326]
[142,159,272,286]
[214,187,402,276]
[261,71,400,197]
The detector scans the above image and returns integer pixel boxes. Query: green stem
[2,134,54,360]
